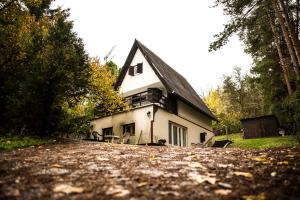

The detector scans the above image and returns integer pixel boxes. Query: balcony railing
[125,89,168,109]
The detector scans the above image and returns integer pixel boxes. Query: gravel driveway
[0,140,299,199]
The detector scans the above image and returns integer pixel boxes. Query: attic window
[129,63,143,76]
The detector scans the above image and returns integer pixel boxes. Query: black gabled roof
[116,39,217,121]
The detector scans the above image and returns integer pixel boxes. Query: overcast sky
[53,0,252,95]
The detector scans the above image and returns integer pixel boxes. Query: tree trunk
[268,14,293,96]
[272,0,300,81]
[278,0,300,65]
[297,0,299,38]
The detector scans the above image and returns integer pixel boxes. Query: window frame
[102,126,114,137]
[168,121,187,147]
[123,123,135,136]
[128,63,143,76]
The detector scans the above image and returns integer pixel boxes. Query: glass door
[168,122,187,146]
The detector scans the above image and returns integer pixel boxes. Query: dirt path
[0,140,299,200]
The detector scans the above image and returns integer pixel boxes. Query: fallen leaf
[137,182,147,187]
[188,162,207,169]
[242,193,266,200]
[270,172,277,177]
[214,189,232,195]
[53,184,84,194]
[233,172,253,179]
[218,182,232,189]
[277,161,289,165]
[6,188,20,197]
[188,172,216,184]
[51,164,62,168]
[96,156,109,161]
[251,157,268,162]
[149,156,156,161]
[106,185,130,197]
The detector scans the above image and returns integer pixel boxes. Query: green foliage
[106,60,119,77]
[215,133,300,149]
[88,58,128,117]
[204,67,266,133]
[210,0,300,136]
[0,1,127,137]
[57,59,128,136]
[0,135,52,150]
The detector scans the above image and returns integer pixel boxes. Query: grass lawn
[0,135,53,150]
[214,133,300,149]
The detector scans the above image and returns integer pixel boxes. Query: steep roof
[116,39,217,121]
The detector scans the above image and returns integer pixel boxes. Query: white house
[90,39,217,146]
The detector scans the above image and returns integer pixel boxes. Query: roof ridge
[135,40,216,120]
[117,39,216,120]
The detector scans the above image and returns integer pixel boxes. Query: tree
[210,0,300,137]
[204,67,266,133]
[0,1,90,136]
[88,58,128,117]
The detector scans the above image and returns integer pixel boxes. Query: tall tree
[210,0,300,137]
[0,1,90,135]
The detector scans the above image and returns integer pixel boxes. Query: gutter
[150,105,158,143]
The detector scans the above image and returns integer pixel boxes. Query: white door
[168,122,187,146]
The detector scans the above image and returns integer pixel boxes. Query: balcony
[125,88,168,109]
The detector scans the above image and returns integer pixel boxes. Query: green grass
[215,133,300,149]
[0,135,52,150]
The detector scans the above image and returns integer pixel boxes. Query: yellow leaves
[277,161,289,165]
[88,58,128,114]
[51,164,63,168]
[149,156,156,161]
[251,157,268,162]
[233,172,253,179]
[250,156,271,164]
[242,193,266,200]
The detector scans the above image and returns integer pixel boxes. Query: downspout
[150,105,158,143]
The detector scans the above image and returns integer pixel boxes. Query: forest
[205,0,300,137]
[1,0,300,139]
[0,0,127,137]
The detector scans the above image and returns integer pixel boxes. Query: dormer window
[129,63,143,76]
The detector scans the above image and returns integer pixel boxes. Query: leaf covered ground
[0,140,299,200]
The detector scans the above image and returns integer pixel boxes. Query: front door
[168,122,187,147]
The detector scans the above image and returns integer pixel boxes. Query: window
[200,132,206,143]
[103,127,113,137]
[128,63,143,76]
[123,123,135,136]
[168,122,187,146]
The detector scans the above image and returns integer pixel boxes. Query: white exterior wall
[177,100,213,131]
[119,49,163,97]
[153,107,214,146]
[91,106,153,144]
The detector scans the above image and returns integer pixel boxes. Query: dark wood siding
[241,115,279,139]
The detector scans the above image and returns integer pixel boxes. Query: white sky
[53,0,252,95]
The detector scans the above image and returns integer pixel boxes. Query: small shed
[241,115,279,139]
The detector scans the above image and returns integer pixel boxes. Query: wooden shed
[241,115,279,139]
